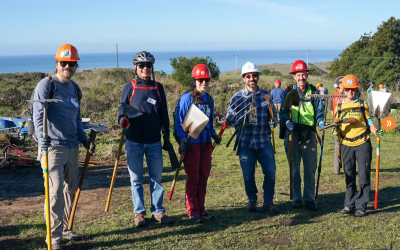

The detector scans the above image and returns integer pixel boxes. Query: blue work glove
[82,139,96,154]
[319,121,328,129]
[286,120,295,131]
[212,134,222,145]
[269,118,278,129]
[180,137,190,153]
[38,137,51,151]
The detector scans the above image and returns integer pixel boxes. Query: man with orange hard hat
[270,80,284,120]
[280,60,325,211]
[33,44,93,249]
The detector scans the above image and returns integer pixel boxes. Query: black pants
[341,140,372,212]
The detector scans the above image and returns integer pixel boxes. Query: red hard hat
[192,64,211,79]
[275,80,281,85]
[289,60,310,74]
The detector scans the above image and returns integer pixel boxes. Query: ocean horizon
[0,50,341,74]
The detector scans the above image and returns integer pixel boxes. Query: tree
[170,56,220,87]
[327,17,400,90]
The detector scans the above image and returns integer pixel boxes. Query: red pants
[183,143,212,217]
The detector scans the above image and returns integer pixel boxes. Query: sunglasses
[196,78,210,83]
[137,63,153,69]
[245,74,258,79]
[344,88,356,92]
[59,61,77,67]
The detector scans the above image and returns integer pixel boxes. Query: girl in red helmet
[175,64,221,223]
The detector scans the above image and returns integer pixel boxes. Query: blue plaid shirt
[226,87,277,149]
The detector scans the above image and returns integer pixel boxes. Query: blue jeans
[126,140,165,215]
[238,140,276,203]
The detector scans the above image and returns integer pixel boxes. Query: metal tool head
[307,94,346,100]
[121,103,143,119]
[282,89,301,110]
[26,98,62,104]
[370,91,391,118]
[86,124,109,133]
[181,104,209,139]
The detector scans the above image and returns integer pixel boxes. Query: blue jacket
[176,92,216,143]
[270,87,285,104]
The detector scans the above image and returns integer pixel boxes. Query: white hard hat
[241,62,261,77]
[334,83,339,88]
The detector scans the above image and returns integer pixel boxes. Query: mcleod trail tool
[105,104,142,212]
[315,101,328,204]
[263,94,276,154]
[282,89,301,200]
[168,104,210,200]
[27,98,62,250]
[370,91,391,209]
[68,124,109,230]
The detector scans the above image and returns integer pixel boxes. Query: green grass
[2,117,400,249]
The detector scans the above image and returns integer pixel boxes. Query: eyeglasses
[137,63,153,69]
[344,88,356,92]
[196,78,210,83]
[59,61,77,67]
[245,74,258,79]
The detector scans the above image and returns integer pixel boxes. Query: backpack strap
[206,92,214,130]
[129,79,161,104]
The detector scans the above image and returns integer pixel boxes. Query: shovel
[168,104,210,200]
[282,89,301,200]
[370,91,391,209]
[27,98,62,250]
[68,124,109,230]
[105,104,142,212]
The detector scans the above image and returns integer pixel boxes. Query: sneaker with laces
[200,211,214,220]
[340,207,355,214]
[263,203,280,215]
[246,201,257,212]
[62,229,83,241]
[134,213,146,227]
[51,244,63,250]
[151,213,174,224]
[354,210,366,217]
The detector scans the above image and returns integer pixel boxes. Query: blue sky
[0,0,398,56]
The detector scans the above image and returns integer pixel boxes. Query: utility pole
[306,48,311,67]
[235,52,238,74]
[116,44,119,68]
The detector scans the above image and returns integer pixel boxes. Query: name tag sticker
[71,98,79,108]
[147,98,156,105]
[261,101,268,107]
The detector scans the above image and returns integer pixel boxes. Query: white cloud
[216,0,328,23]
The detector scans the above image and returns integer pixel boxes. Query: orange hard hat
[316,82,322,88]
[54,44,80,61]
[341,74,360,89]
[275,80,281,85]
[379,84,384,88]
[192,64,211,79]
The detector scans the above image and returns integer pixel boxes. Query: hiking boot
[340,207,355,215]
[134,213,146,227]
[292,200,302,209]
[304,201,318,211]
[200,211,214,220]
[62,230,83,241]
[263,203,280,215]
[190,214,203,223]
[246,201,257,212]
[354,210,366,217]
[151,213,174,224]
[52,244,63,250]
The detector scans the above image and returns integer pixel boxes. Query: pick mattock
[27,98,62,250]
[68,124,109,230]
[281,89,301,200]
[263,94,276,154]
[105,104,142,212]
[168,104,209,200]
[370,91,391,209]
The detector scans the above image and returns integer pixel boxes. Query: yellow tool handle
[44,154,52,250]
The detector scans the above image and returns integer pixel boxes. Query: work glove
[119,117,130,129]
[82,139,96,154]
[180,137,190,153]
[374,129,384,137]
[269,118,278,129]
[319,121,328,129]
[212,134,222,145]
[286,120,295,131]
[38,137,51,151]
[332,128,339,136]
